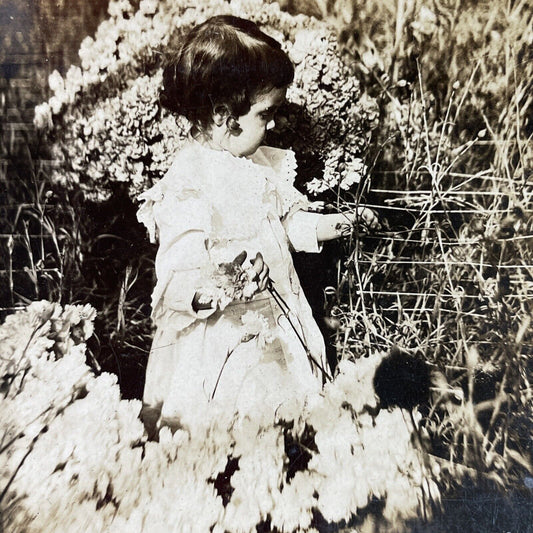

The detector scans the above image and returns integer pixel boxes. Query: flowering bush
[1,302,440,532]
[37,0,378,202]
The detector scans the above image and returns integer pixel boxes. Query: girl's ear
[212,104,241,134]
[212,104,229,127]
[226,116,241,133]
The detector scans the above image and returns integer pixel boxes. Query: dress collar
[188,135,272,171]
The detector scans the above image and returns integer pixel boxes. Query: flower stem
[211,346,235,401]
[268,283,332,382]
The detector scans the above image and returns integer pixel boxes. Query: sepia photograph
[1,0,532,531]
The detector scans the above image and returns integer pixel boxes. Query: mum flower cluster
[38,0,378,201]
[240,310,274,347]
[198,258,260,310]
[1,303,440,532]
[274,30,379,195]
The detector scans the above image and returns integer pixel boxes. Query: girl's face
[214,87,286,157]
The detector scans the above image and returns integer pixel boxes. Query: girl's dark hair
[160,15,294,131]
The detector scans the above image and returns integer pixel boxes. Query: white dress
[137,140,327,430]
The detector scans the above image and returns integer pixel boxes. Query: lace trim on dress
[254,147,309,218]
[137,143,311,245]
[195,146,272,242]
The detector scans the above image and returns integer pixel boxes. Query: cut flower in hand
[335,207,380,236]
[356,206,380,230]
[196,251,259,311]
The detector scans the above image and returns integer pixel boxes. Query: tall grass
[0,92,65,311]
[305,0,533,492]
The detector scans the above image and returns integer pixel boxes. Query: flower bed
[1,302,439,532]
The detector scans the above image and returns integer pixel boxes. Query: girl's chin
[232,146,260,158]
[225,137,264,158]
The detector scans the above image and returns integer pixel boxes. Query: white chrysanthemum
[306,178,328,195]
[223,425,284,531]
[411,6,438,39]
[34,102,53,129]
[241,310,274,347]
[139,0,158,15]
[339,158,366,190]
[271,471,316,531]
[1,298,439,531]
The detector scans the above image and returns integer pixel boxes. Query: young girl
[137,15,376,431]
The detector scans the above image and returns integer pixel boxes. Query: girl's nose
[266,119,275,130]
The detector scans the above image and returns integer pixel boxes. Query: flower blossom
[34,102,53,129]
[1,298,440,532]
[240,310,274,347]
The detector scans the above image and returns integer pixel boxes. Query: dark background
[1,0,110,144]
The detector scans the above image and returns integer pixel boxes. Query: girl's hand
[348,207,380,231]
[316,208,380,242]
[192,251,250,312]
[192,291,214,312]
[251,252,270,291]
[192,251,270,312]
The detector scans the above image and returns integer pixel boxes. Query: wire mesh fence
[336,166,533,361]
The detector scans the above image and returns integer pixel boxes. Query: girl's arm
[283,206,378,252]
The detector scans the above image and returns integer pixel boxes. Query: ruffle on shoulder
[137,181,164,243]
[137,151,206,243]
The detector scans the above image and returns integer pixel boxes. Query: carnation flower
[200,259,259,310]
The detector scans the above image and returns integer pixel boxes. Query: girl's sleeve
[137,178,217,331]
[283,210,323,253]
[261,147,323,253]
